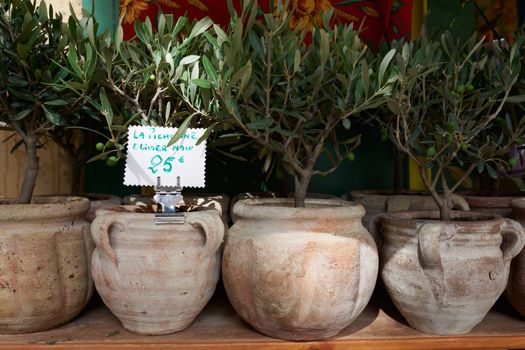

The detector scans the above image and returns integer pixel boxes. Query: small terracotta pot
[85,193,121,222]
[91,206,224,335]
[223,198,378,341]
[506,198,525,317]
[348,190,469,236]
[0,197,94,334]
[372,211,525,335]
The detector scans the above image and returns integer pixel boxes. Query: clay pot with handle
[372,211,525,335]
[222,198,378,341]
[91,206,224,335]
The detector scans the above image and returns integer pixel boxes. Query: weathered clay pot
[122,193,230,226]
[462,192,525,218]
[223,198,378,341]
[0,196,94,334]
[91,206,224,335]
[373,211,525,335]
[85,193,121,222]
[505,198,525,317]
[347,190,470,234]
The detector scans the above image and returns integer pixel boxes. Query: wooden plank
[0,289,523,350]
[0,131,73,198]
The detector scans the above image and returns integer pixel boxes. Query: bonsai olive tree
[205,1,396,207]
[0,0,97,203]
[375,32,523,220]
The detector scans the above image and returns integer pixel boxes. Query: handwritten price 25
[148,155,185,174]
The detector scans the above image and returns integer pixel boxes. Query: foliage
[375,32,523,220]
[78,13,218,165]
[0,0,98,202]
[205,0,396,207]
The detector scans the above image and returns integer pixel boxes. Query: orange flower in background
[157,0,180,8]
[360,6,379,18]
[120,0,209,25]
[120,0,150,24]
[185,0,209,11]
[279,0,333,30]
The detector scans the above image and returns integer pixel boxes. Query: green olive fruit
[426,146,437,157]
[446,134,454,143]
[509,158,518,167]
[466,83,474,92]
[461,143,468,151]
[149,74,155,80]
[106,156,119,167]
[347,152,356,162]
[455,84,465,94]
[95,142,104,152]
[446,122,457,132]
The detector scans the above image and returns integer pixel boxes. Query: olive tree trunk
[18,135,39,204]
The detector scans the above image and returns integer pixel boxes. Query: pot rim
[380,210,503,228]
[0,196,89,221]
[95,204,221,217]
[84,193,122,202]
[233,197,364,220]
[511,198,525,210]
[350,189,437,197]
[461,192,525,207]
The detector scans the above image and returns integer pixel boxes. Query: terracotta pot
[348,190,469,235]
[222,198,378,341]
[462,193,525,218]
[122,193,230,226]
[506,198,525,317]
[372,211,525,335]
[91,206,224,335]
[85,193,121,222]
[0,197,94,334]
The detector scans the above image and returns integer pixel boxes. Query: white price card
[124,126,206,187]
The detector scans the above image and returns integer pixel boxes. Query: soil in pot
[91,205,224,335]
[373,210,525,335]
[122,193,230,226]
[0,196,94,334]
[222,198,378,341]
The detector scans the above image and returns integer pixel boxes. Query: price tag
[124,126,206,187]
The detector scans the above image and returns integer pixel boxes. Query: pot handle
[418,223,445,302]
[501,218,525,262]
[189,211,225,257]
[451,194,470,211]
[91,213,125,265]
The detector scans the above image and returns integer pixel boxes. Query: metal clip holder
[154,176,185,225]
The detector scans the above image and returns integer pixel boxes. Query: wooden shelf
[1,287,525,350]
